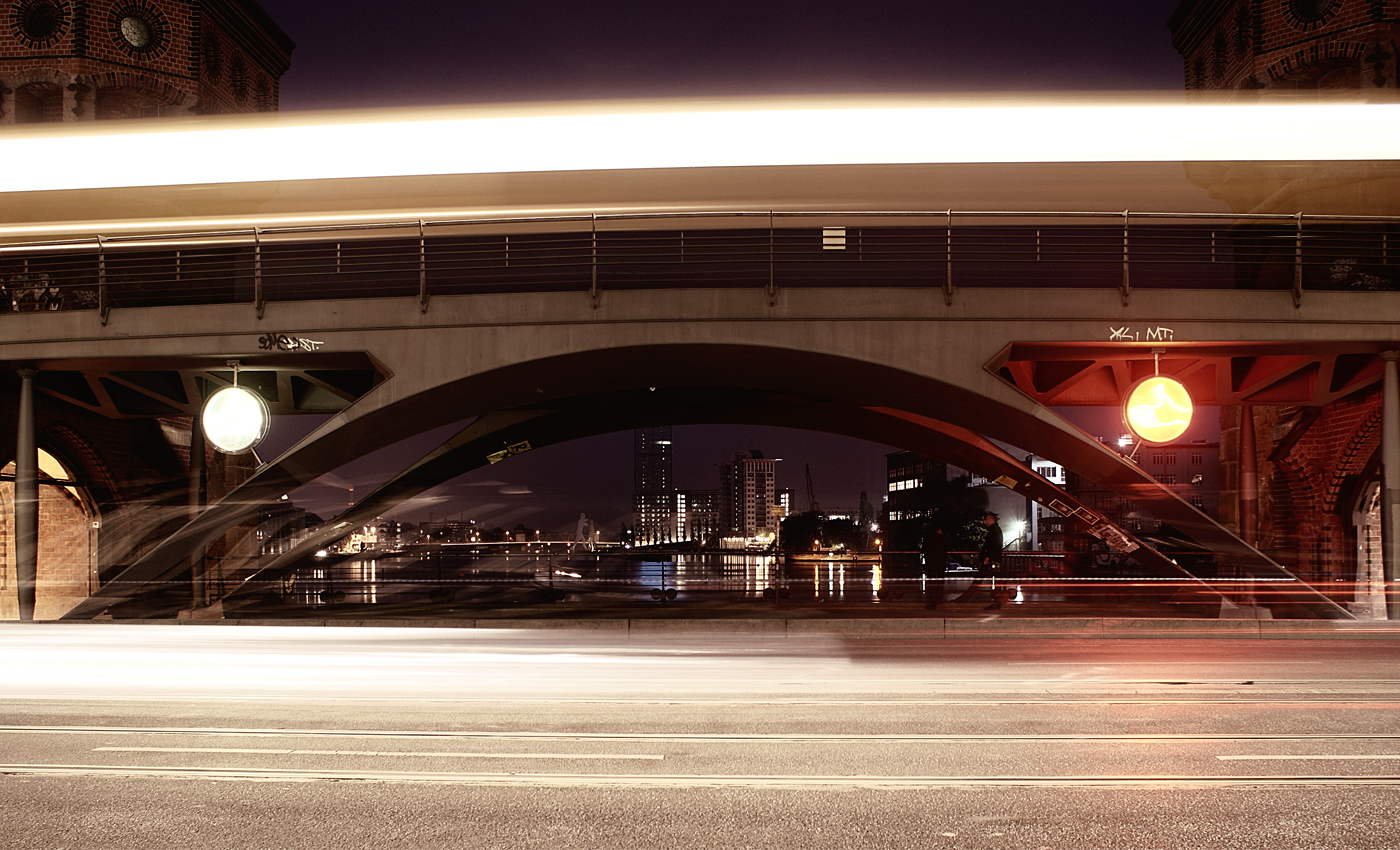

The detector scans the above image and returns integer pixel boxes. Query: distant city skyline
[259,417,899,536]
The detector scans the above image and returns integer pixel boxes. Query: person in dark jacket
[922,523,949,609]
[954,512,1004,607]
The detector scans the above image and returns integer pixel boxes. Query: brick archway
[1268,390,1384,591]
[86,71,191,119]
[1263,41,1371,86]
[0,441,95,620]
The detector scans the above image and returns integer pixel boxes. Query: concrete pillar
[1239,404,1258,547]
[1381,352,1400,620]
[189,415,207,607]
[15,368,37,621]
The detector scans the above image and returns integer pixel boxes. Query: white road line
[92,746,662,760]
[3,763,1400,788]
[6,695,1400,705]
[4,726,1400,742]
[1217,754,1400,761]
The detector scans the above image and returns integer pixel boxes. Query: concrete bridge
[6,217,1400,620]
[5,101,1400,621]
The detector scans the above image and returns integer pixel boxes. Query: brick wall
[1172,0,1397,97]
[1258,388,1383,595]
[0,470,94,620]
[1,0,292,122]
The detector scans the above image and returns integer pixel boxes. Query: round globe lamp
[1123,376,1194,445]
[202,385,270,454]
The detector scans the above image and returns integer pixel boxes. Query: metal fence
[2,210,1396,323]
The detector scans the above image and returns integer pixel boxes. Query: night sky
[256,1,1186,111]
[252,0,1191,534]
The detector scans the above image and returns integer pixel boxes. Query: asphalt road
[2,623,1399,849]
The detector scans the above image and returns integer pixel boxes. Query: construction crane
[804,463,821,515]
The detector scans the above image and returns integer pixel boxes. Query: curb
[19,617,1400,639]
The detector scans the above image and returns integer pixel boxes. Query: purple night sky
[255,0,1186,112]
[250,0,1191,534]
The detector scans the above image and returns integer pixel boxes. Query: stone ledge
[27,616,1400,639]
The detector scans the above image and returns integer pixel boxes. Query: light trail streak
[2,100,1399,194]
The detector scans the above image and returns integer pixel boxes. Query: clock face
[119,15,149,47]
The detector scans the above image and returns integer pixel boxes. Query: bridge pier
[1383,353,1400,621]
[1238,404,1259,608]
[14,368,36,621]
[189,415,207,608]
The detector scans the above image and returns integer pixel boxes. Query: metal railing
[1,209,1396,323]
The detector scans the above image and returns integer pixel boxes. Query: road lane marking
[1217,754,1400,761]
[7,695,1400,706]
[3,763,1400,788]
[92,746,662,760]
[10,694,1400,708]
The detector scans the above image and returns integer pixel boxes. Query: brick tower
[1169,0,1397,100]
[1,0,293,124]
[1169,1,1399,615]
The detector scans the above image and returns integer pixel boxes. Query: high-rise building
[720,451,778,545]
[632,426,675,546]
[884,450,949,526]
[676,489,719,545]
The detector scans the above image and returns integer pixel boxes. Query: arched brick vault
[84,70,192,110]
[0,68,191,116]
[1264,41,1372,83]
[0,375,191,580]
[3,68,75,88]
[39,423,119,506]
[68,343,1353,620]
[1266,388,1384,584]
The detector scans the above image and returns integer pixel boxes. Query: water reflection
[264,546,986,609]
[247,546,1294,617]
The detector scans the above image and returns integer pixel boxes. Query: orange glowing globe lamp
[1123,376,1194,445]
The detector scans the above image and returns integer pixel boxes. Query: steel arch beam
[64,344,1350,619]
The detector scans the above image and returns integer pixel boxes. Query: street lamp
[1123,350,1193,445]
[201,361,269,455]
[1123,375,1194,445]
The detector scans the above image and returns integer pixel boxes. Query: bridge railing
[1,210,1395,320]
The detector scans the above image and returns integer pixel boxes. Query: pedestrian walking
[953,511,1004,608]
[922,523,949,609]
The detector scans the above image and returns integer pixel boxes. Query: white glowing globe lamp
[202,385,270,454]
[1123,376,1194,445]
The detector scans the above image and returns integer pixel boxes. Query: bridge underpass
[6,277,1396,620]
[4,207,1400,621]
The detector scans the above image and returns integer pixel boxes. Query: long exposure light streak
[2,100,1398,194]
